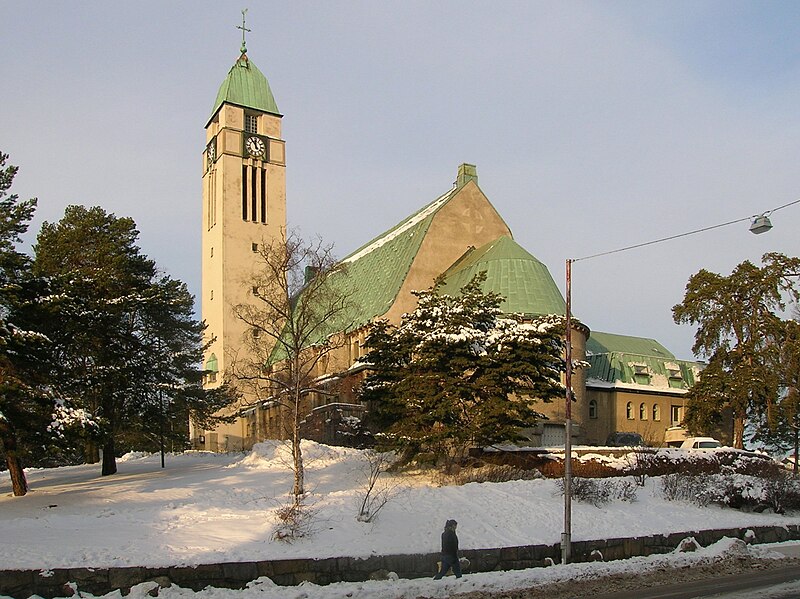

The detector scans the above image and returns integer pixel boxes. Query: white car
[680,436,722,449]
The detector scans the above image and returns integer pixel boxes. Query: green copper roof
[209,54,280,124]
[268,189,456,363]
[586,331,674,358]
[326,186,459,332]
[438,235,566,316]
[585,331,701,390]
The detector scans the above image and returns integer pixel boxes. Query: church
[193,42,704,453]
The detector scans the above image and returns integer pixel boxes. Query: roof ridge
[341,185,457,264]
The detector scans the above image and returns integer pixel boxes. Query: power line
[572,198,800,264]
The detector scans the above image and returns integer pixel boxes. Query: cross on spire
[237,8,251,54]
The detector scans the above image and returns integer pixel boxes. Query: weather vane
[237,8,251,54]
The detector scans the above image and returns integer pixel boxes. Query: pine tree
[673,253,800,448]
[33,206,234,475]
[361,272,565,461]
[0,152,93,495]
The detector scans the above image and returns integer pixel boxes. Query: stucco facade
[194,49,705,452]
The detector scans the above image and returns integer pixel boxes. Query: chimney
[456,163,478,188]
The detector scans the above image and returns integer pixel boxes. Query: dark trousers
[433,554,462,579]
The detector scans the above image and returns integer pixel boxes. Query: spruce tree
[361,272,565,461]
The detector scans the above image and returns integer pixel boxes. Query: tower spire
[237,8,251,55]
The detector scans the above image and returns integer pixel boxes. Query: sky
[0,441,798,598]
[2,1,799,360]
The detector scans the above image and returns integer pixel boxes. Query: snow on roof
[342,186,456,264]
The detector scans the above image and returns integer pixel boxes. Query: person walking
[433,519,462,579]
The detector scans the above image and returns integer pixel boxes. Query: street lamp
[560,198,799,565]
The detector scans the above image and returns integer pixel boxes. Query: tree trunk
[84,439,100,464]
[0,423,29,496]
[732,414,745,449]
[101,437,117,476]
[292,393,304,503]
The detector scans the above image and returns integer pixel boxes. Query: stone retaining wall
[2,525,799,598]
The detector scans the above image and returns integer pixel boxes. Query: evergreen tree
[750,318,800,469]
[0,152,93,496]
[673,253,800,448]
[33,206,233,475]
[361,273,565,461]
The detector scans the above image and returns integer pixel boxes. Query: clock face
[246,136,266,158]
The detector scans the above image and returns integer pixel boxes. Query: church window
[252,327,260,339]
[588,399,598,419]
[252,285,259,296]
[260,167,267,223]
[639,403,647,420]
[242,165,248,220]
[252,242,259,252]
[245,113,258,134]
[251,165,257,221]
[653,404,661,421]
[626,402,633,420]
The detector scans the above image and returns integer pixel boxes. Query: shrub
[759,469,800,514]
[557,477,638,506]
[660,473,714,507]
[439,463,543,486]
[272,496,317,541]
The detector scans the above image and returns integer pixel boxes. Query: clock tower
[198,29,286,451]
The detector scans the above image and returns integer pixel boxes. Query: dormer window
[632,363,651,385]
[666,362,685,388]
[245,113,258,134]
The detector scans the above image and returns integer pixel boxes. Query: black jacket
[441,528,459,558]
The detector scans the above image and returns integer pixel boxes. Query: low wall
[2,525,799,598]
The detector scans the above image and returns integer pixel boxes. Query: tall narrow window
[251,166,257,222]
[639,403,647,420]
[653,404,661,421]
[588,399,598,419]
[242,165,248,220]
[260,167,267,223]
[626,402,633,420]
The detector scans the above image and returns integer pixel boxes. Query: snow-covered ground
[2,441,800,599]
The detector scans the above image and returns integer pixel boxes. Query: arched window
[626,402,633,420]
[639,403,647,420]
[588,399,598,419]
[653,404,661,421]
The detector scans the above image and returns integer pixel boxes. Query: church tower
[199,23,286,451]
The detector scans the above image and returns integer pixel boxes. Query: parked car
[680,436,721,449]
[606,432,645,447]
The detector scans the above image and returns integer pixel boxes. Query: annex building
[194,44,704,453]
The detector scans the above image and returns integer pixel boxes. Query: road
[447,547,800,599]
[593,564,800,599]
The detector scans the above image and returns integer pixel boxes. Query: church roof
[208,54,280,125]
[332,185,460,331]
[585,331,701,391]
[586,331,674,358]
[438,235,566,316]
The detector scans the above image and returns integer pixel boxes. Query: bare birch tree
[231,230,352,506]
